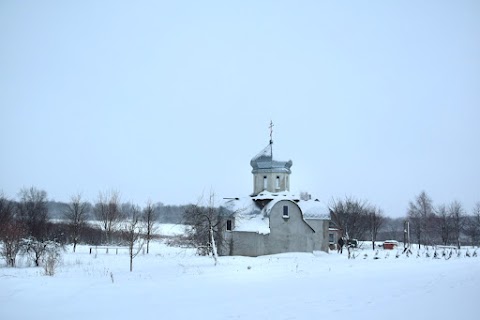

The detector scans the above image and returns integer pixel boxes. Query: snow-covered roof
[384,240,399,244]
[250,142,292,174]
[234,213,270,234]
[252,191,330,219]
[223,196,261,215]
[222,193,330,234]
[297,200,330,220]
[223,197,269,234]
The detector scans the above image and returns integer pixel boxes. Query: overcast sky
[1,1,479,217]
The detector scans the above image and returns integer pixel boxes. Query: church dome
[250,142,292,174]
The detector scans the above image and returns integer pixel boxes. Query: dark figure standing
[337,237,345,254]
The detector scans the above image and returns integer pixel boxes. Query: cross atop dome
[250,122,292,196]
[269,120,274,145]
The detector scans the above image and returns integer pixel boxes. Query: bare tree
[448,200,465,249]
[123,205,144,272]
[464,202,480,245]
[475,202,480,219]
[94,191,123,244]
[435,204,453,246]
[0,222,25,267]
[20,237,63,275]
[474,202,480,244]
[330,196,370,240]
[20,237,49,267]
[0,193,15,236]
[407,191,434,249]
[94,193,108,242]
[17,187,49,240]
[368,206,385,250]
[0,195,25,267]
[184,192,226,265]
[142,200,157,254]
[63,194,89,252]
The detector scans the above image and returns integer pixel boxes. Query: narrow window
[275,176,280,189]
[226,220,232,231]
[329,233,334,243]
[283,205,289,218]
[263,176,267,189]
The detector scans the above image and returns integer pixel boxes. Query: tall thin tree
[368,206,385,250]
[63,193,89,252]
[94,190,122,244]
[448,200,465,249]
[435,204,453,246]
[124,205,144,272]
[142,200,157,254]
[17,187,49,240]
[407,191,434,249]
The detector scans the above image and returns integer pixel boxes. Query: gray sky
[1,1,479,217]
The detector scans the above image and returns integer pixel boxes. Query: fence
[89,246,130,255]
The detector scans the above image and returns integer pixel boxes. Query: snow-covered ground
[1,241,478,320]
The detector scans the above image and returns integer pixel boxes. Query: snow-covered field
[156,223,190,237]
[63,220,190,237]
[1,241,479,320]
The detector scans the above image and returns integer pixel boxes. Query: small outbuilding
[383,240,399,250]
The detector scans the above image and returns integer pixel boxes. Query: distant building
[219,139,331,256]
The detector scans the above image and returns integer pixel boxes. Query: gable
[269,200,315,234]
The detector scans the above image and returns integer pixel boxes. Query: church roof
[297,200,331,220]
[250,142,292,174]
[222,197,269,234]
[222,193,330,234]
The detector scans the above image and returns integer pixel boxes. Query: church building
[219,135,331,257]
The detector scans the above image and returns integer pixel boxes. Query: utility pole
[404,220,410,249]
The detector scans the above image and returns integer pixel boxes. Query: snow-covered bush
[43,242,62,276]
[19,238,63,275]
[21,237,47,267]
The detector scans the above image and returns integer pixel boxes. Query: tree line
[329,191,480,249]
[406,191,480,248]
[0,187,194,270]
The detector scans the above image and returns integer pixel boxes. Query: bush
[43,243,62,276]
[19,238,62,275]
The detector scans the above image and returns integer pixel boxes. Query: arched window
[283,205,289,218]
